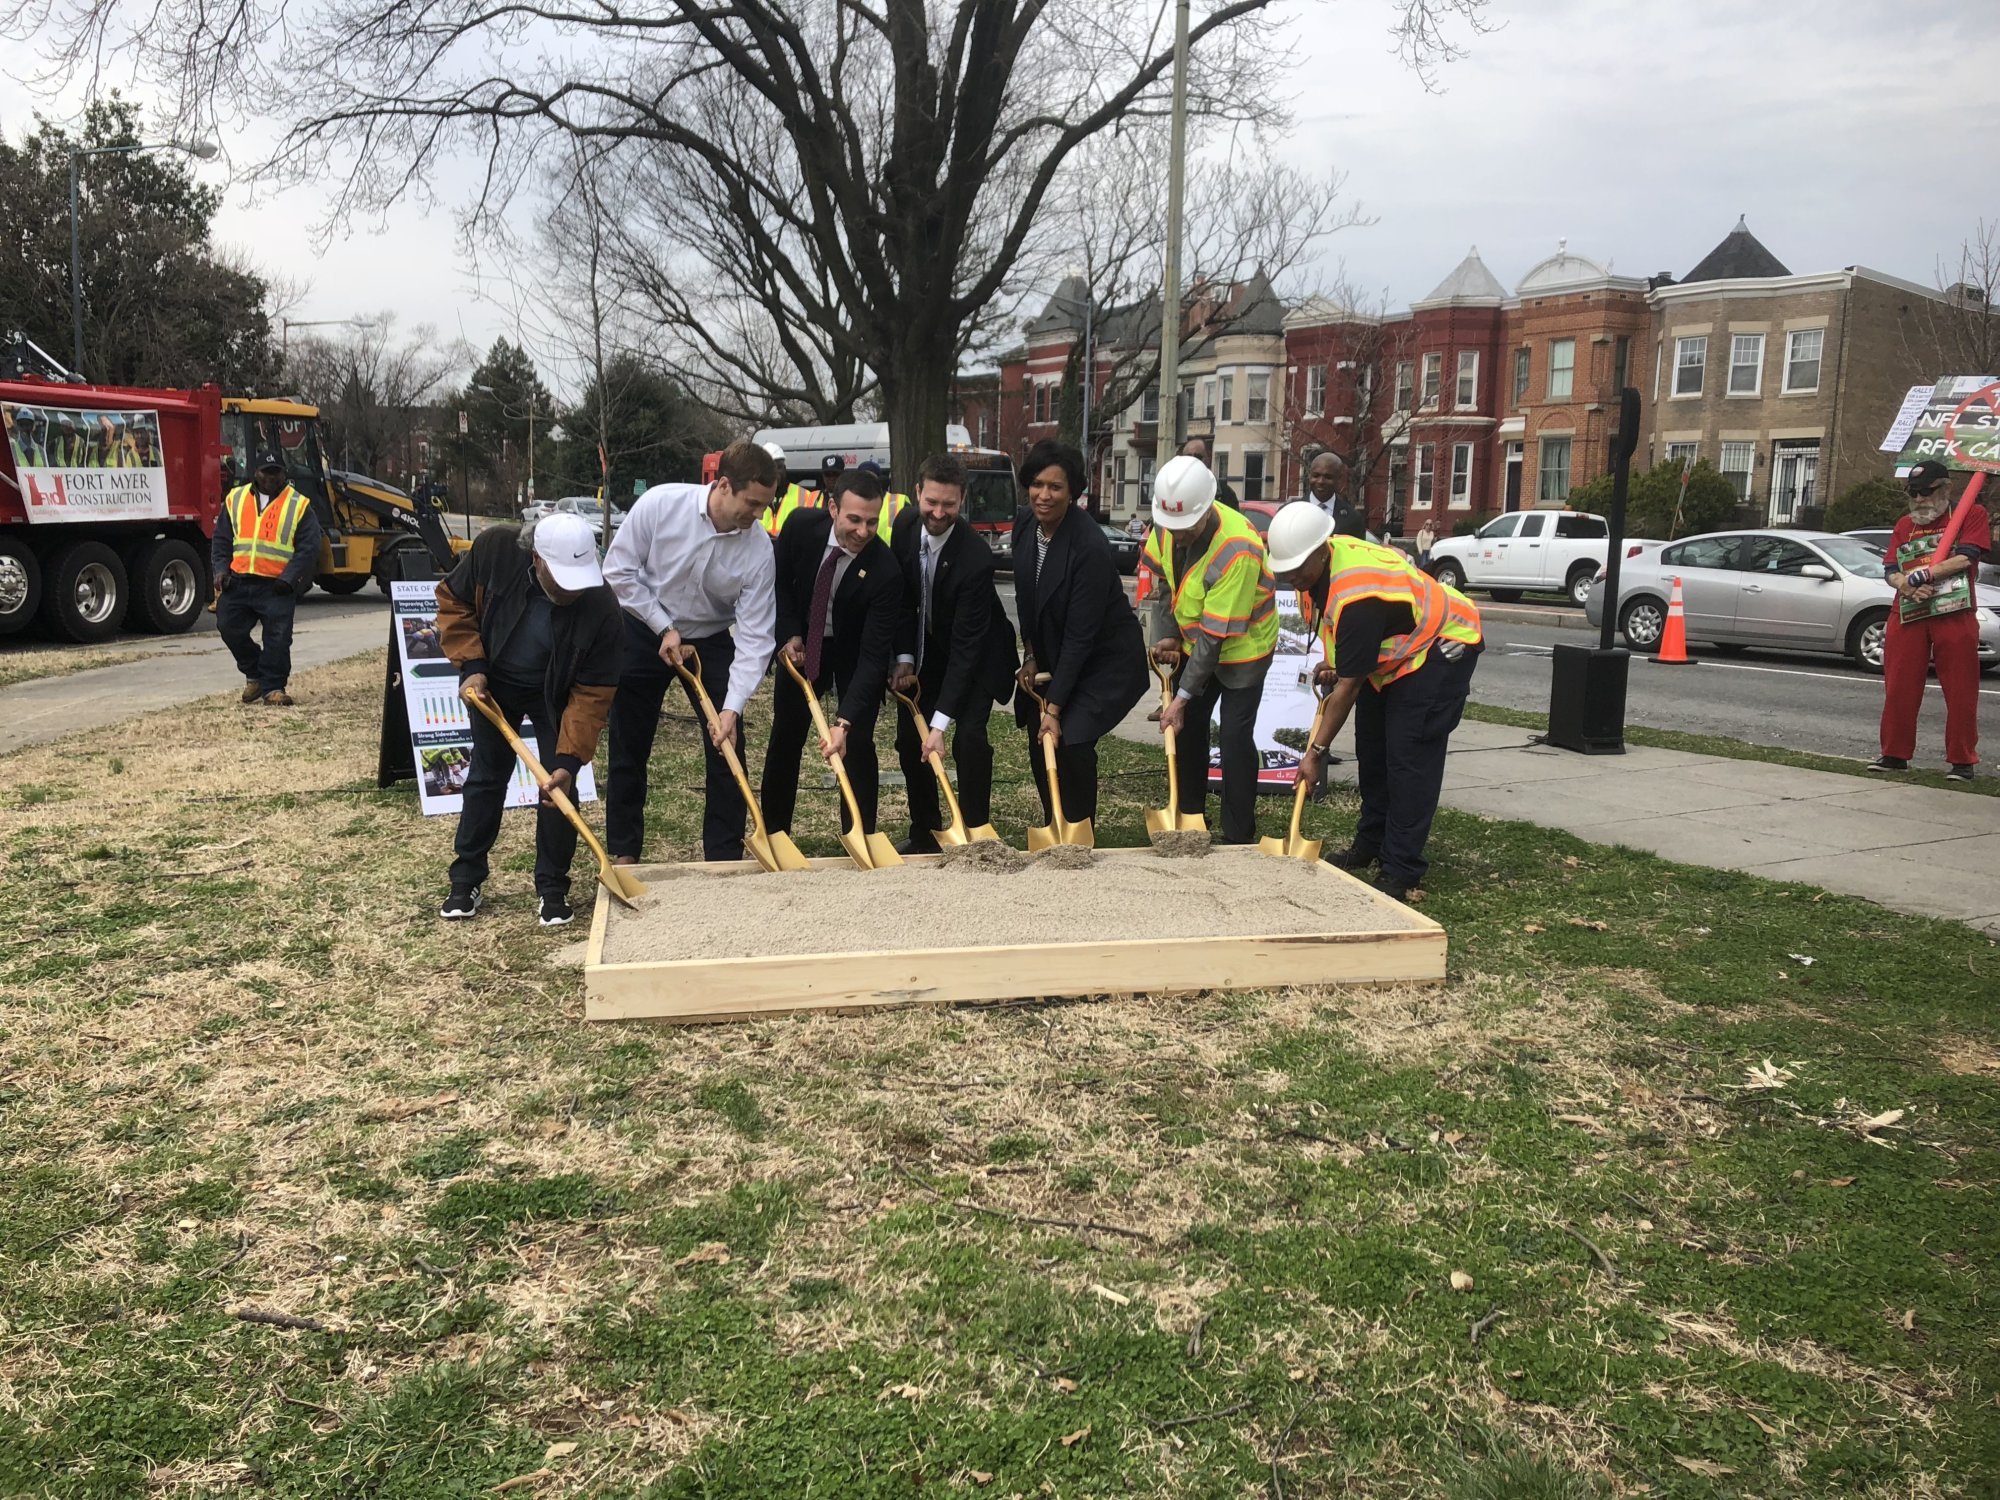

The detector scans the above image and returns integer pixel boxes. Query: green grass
[1462,701,1999,796]
[1,650,1996,1496]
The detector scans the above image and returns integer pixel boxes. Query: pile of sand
[598,849,1411,964]
[939,841,1028,874]
[1148,830,1212,858]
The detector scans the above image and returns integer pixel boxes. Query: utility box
[1547,642,1629,755]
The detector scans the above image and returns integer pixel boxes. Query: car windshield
[1814,537,1886,578]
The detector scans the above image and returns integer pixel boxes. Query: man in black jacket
[760,470,903,839]
[435,513,624,926]
[889,453,1018,853]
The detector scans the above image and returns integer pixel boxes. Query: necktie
[919,541,936,667]
[803,546,838,681]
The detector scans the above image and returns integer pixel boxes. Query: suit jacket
[773,509,901,725]
[1010,502,1148,743]
[891,509,1017,719]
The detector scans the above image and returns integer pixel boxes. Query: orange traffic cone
[1653,574,1695,665]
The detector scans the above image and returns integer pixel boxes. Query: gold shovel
[1260,680,1337,863]
[1144,659,1209,837]
[464,690,649,909]
[1020,674,1093,850]
[779,655,902,870]
[668,648,809,873]
[891,688,999,846]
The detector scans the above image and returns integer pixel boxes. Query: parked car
[1581,529,1938,671]
[1428,510,1627,607]
[552,495,625,540]
[521,498,554,523]
[1847,527,2000,670]
[1101,522,1141,575]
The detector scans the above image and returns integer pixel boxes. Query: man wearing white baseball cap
[434,512,625,926]
[1141,455,1279,844]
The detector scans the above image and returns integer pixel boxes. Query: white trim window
[1394,360,1414,413]
[1513,346,1531,404]
[1719,440,1755,501]
[1243,448,1266,503]
[1421,352,1442,410]
[1456,351,1479,410]
[1728,333,1763,395]
[1538,435,1572,503]
[1449,442,1474,509]
[1673,335,1708,397]
[1305,363,1327,416]
[1666,441,1698,466]
[1414,444,1436,507]
[1247,372,1270,424]
[1784,328,1824,393]
[1219,374,1235,424]
[1201,378,1217,420]
[1547,339,1575,400]
[1213,447,1231,486]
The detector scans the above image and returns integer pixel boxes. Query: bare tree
[285,315,468,478]
[2,0,1492,488]
[1278,280,1420,520]
[1935,220,2000,378]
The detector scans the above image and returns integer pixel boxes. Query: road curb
[1478,604,1591,630]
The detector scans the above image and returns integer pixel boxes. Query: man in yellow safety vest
[759,441,821,537]
[1144,455,1280,843]
[856,461,910,538]
[210,450,323,705]
[1266,500,1482,900]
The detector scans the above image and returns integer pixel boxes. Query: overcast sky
[4,0,1991,391]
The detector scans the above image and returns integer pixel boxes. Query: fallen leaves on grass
[1739,1058,1797,1092]
[1567,918,1609,932]
[1671,1457,1735,1478]
[1060,1427,1090,1448]
[1087,1283,1130,1306]
[493,1470,554,1493]
[1449,1270,1474,1292]
[673,1242,732,1269]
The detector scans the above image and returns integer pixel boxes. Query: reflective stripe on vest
[1298,535,1481,689]
[762,483,822,537]
[228,484,309,577]
[1141,504,1280,665]
[877,492,910,540]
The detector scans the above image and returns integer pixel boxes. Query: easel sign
[388,579,597,817]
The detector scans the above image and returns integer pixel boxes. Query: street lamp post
[469,381,537,511]
[1152,0,1191,476]
[69,137,218,375]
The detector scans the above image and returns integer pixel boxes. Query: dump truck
[0,376,461,642]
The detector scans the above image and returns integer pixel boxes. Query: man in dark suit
[889,453,1018,853]
[761,469,903,838]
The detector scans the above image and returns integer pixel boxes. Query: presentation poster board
[390,580,597,817]
[1205,587,1321,792]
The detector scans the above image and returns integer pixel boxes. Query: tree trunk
[880,335,955,497]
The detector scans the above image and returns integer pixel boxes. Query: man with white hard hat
[1143,455,1279,844]
[1265,500,1481,901]
[759,440,819,537]
[434,511,626,926]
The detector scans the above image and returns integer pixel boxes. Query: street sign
[458,409,469,436]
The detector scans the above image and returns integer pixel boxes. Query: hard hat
[1151,454,1216,531]
[761,440,786,466]
[1265,501,1335,574]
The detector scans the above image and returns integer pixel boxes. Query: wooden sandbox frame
[583,846,1446,1024]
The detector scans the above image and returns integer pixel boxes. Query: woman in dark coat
[1011,439,1149,825]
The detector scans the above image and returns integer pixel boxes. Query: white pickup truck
[1426,510,1618,607]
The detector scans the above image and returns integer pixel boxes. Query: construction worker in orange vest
[210,450,323,705]
[1266,500,1482,901]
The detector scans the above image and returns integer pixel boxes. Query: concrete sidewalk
[1111,707,2000,935]
[0,608,389,756]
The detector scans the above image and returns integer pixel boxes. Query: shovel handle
[893,689,969,829]
[464,689,615,871]
[781,654,869,835]
[1286,776,1309,843]
[669,650,776,842]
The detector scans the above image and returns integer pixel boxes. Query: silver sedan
[1584,529,1903,671]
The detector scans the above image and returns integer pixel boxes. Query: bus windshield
[962,467,1017,527]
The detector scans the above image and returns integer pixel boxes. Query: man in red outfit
[1871,459,1990,780]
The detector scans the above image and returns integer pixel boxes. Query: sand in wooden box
[584,846,1445,1023]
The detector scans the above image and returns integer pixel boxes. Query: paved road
[1468,619,1998,763]
[0,593,389,755]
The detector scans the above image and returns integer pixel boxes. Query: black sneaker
[896,834,941,857]
[1323,844,1377,872]
[1946,763,1976,782]
[1376,874,1418,903]
[440,885,481,919]
[1866,756,1909,773]
[537,895,574,927]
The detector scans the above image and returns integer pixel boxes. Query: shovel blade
[1258,833,1323,863]
[1177,810,1210,832]
[864,833,904,867]
[1257,834,1288,857]
[1144,806,1172,836]
[1059,819,1096,849]
[934,823,971,847]
[838,830,876,869]
[598,863,649,909]
[746,831,812,874]
[965,823,1001,845]
[1026,823,1056,852]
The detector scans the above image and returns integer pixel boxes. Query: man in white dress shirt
[602,440,779,862]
